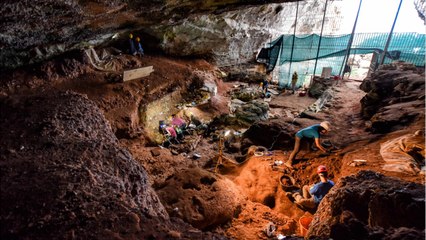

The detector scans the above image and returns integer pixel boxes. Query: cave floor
[122,63,424,238]
[1,51,424,239]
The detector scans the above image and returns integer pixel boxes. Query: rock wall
[308,170,425,240]
[359,62,425,133]
[414,0,426,23]
[0,0,298,69]
[1,0,424,70]
[151,1,349,67]
[0,91,175,239]
[0,0,345,69]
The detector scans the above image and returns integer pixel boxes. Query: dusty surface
[0,50,424,239]
[0,91,224,240]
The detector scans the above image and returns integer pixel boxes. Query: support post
[312,0,329,79]
[379,0,403,65]
[288,1,299,84]
[339,0,363,78]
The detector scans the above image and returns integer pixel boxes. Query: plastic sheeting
[380,131,425,175]
[84,47,121,72]
[257,32,425,84]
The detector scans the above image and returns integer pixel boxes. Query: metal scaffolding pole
[288,1,299,83]
[313,0,329,78]
[380,0,403,65]
[339,0,363,78]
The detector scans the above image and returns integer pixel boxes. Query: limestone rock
[234,100,269,124]
[308,78,333,98]
[1,1,347,69]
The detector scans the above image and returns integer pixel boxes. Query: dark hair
[319,172,328,178]
[318,126,325,132]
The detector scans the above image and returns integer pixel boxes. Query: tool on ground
[214,130,232,173]
[214,135,224,173]
[265,222,276,237]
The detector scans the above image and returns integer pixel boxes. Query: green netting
[257,32,425,87]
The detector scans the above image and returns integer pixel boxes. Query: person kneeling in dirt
[285,121,331,168]
[160,124,180,147]
[260,78,269,94]
[289,165,334,210]
[171,114,187,130]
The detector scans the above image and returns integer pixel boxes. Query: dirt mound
[308,170,425,239]
[225,201,300,240]
[127,146,196,187]
[156,167,245,230]
[231,151,306,219]
[0,91,222,239]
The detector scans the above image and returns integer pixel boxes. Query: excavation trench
[1,52,424,240]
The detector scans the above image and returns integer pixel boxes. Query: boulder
[234,100,269,123]
[308,77,333,98]
[231,87,263,102]
[0,91,174,239]
[223,99,269,127]
[0,91,225,240]
[225,68,266,83]
[307,170,425,240]
[369,100,424,133]
[359,62,425,133]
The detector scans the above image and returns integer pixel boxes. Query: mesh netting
[257,32,425,87]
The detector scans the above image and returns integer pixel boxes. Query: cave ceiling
[0,0,300,69]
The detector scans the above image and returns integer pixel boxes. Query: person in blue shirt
[285,121,331,168]
[290,165,334,210]
[128,33,137,55]
[135,36,144,57]
[261,78,269,94]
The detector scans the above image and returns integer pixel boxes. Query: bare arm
[315,138,327,152]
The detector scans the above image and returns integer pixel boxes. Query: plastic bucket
[299,216,312,237]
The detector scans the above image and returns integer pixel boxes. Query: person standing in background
[136,36,144,57]
[128,33,136,55]
[291,71,298,94]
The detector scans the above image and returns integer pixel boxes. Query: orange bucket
[299,216,312,237]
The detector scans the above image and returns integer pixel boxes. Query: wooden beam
[123,66,154,82]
